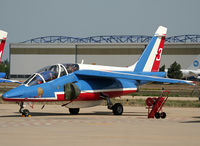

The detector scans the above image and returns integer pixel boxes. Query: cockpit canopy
[24,64,79,86]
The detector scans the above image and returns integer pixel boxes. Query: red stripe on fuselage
[151,36,165,72]
[78,89,136,101]
[3,89,137,102]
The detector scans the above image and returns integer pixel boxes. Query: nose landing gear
[19,102,31,117]
[19,102,24,113]
[21,109,31,117]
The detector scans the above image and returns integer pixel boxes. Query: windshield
[37,65,59,78]
[63,64,79,74]
[24,71,57,86]
[24,64,79,86]
[23,74,35,85]
[40,71,56,82]
[24,74,44,86]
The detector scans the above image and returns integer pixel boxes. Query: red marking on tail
[0,39,6,62]
[151,37,165,72]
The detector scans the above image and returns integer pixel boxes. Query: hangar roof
[21,35,200,44]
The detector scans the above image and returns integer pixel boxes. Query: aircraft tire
[22,109,30,117]
[112,103,123,115]
[69,108,80,115]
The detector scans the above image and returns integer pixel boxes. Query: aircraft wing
[75,70,194,85]
[0,78,22,84]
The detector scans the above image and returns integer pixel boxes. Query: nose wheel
[21,109,31,117]
[19,102,31,117]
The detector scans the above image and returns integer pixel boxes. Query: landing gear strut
[19,102,24,113]
[19,102,31,117]
[100,93,123,115]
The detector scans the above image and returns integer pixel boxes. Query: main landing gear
[100,93,123,115]
[19,102,31,117]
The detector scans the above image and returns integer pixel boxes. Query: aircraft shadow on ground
[181,120,200,123]
[180,116,200,123]
[0,111,147,117]
[192,116,200,119]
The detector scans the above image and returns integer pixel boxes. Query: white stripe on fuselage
[79,64,134,72]
[55,88,137,95]
[81,88,137,93]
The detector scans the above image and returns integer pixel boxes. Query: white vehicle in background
[181,55,200,79]
[165,55,200,80]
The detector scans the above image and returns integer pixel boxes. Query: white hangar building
[9,35,200,78]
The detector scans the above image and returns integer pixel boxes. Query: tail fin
[187,55,200,70]
[0,30,8,62]
[130,26,167,72]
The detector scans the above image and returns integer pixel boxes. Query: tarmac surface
[0,104,200,146]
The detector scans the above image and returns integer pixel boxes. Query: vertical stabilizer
[130,26,167,72]
[0,30,8,62]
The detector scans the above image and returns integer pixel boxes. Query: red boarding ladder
[146,90,169,119]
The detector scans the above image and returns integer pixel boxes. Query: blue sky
[0,0,200,60]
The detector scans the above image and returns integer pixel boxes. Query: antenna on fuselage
[81,59,84,64]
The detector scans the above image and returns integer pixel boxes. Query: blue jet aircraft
[2,26,193,117]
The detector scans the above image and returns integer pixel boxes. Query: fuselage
[2,62,166,107]
[2,64,138,102]
[2,26,168,108]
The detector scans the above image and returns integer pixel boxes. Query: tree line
[159,61,183,79]
[0,60,9,78]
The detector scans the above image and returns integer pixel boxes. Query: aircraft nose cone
[2,92,10,100]
[2,92,11,100]
[2,86,24,100]
[2,91,21,100]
